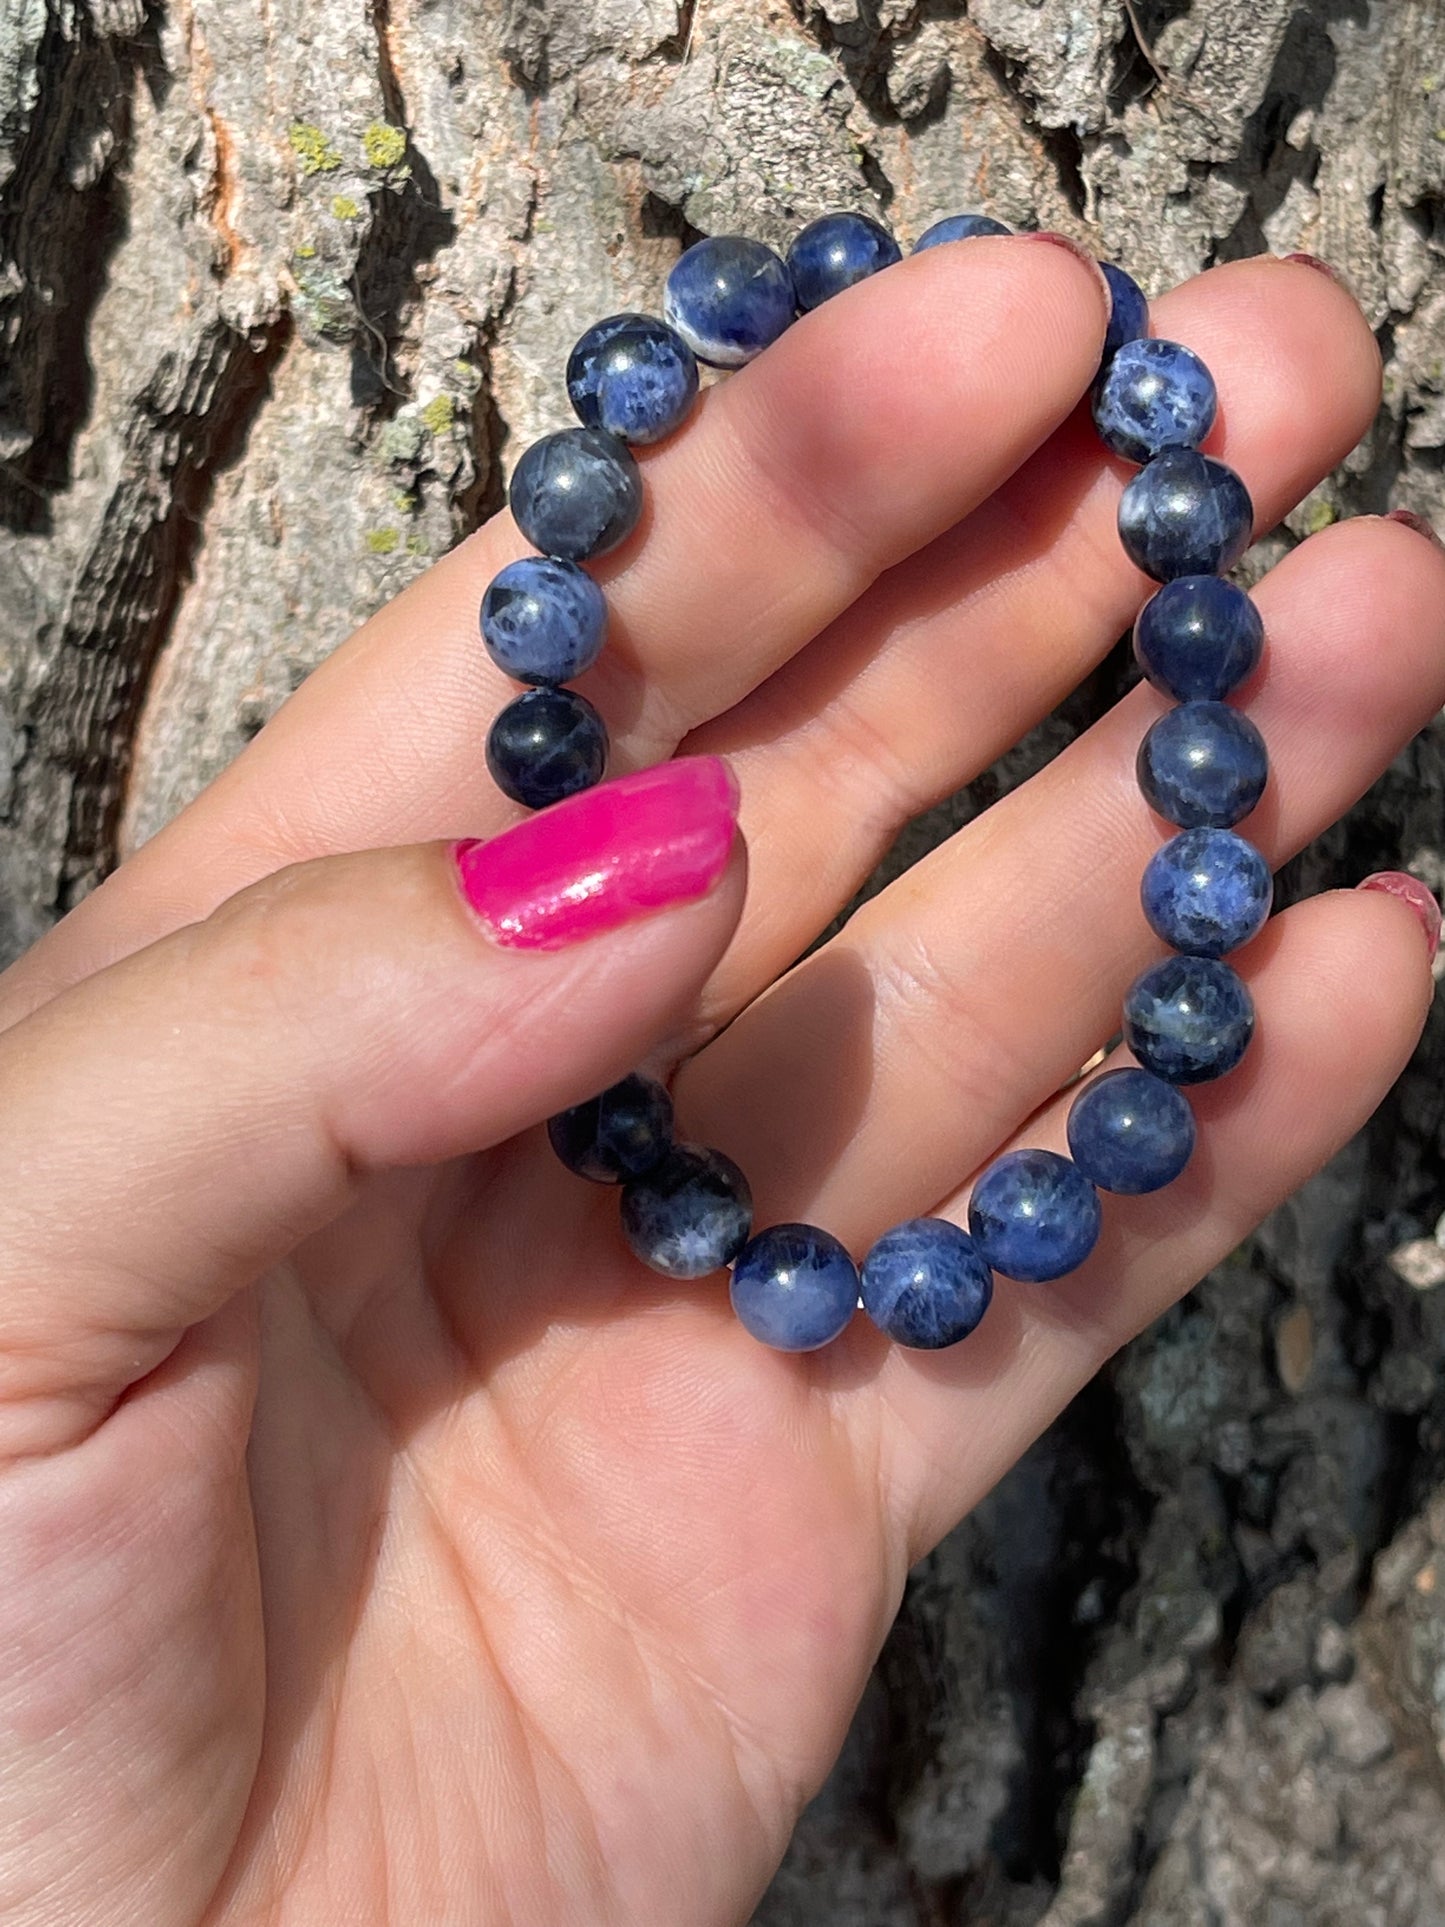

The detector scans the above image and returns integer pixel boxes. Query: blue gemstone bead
[485,686,608,810]
[480,556,608,686]
[1122,954,1255,1085]
[1141,827,1273,958]
[787,211,901,310]
[860,1218,993,1349]
[663,236,796,368]
[967,1150,1102,1283]
[565,312,699,445]
[730,1223,859,1352]
[1066,1068,1196,1195]
[1134,576,1264,701]
[1118,448,1254,582]
[1137,701,1268,829]
[914,213,1012,250]
[510,427,642,562]
[1101,262,1149,360]
[1093,338,1217,465]
[621,1143,754,1279]
[547,1073,675,1184]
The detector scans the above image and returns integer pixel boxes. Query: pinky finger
[870,886,1437,1559]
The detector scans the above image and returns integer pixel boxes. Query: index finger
[0,235,1110,1019]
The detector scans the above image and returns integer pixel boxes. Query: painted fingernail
[1385,508,1445,553]
[1358,871,1442,963]
[1023,231,1113,308]
[1282,252,1342,282]
[453,757,740,950]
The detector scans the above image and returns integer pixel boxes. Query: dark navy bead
[967,1150,1102,1283]
[565,313,699,446]
[1101,262,1148,360]
[787,211,900,310]
[1093,338,1217,465]
[860,1218,993,1349]
[1141,827,1272,958]
[1122,954,1255,1085]
[547,1073,674,1184]
[621,1143,754,1279]
[1118,448,1254,582]
[510,427,642,562]
[1134,576,1264,701]
[486,686,608,810]
[730,1223,859,1352]
[1066,1068,1196,1195]
[663,236,796,368]
[480,556,607,686]
[914,213,1012,250]
[1137,701,1268,829]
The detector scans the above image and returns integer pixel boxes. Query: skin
[0,239,1439,1926]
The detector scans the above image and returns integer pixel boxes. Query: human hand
[0,239,1440,1926]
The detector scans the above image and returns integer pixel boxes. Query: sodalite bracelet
[482,214,1271,1354]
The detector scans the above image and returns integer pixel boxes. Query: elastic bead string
[480,217,1270,1354]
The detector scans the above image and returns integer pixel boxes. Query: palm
[120,1155,884,1924]
[1,246,1441,1927]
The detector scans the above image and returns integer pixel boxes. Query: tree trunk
[3,0,1444,1919]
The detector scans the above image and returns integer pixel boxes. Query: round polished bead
[1100,261,1148,360]
[1066,1068,1196,1195]
[1118,448,1254,582]
[787,211,900,309]
[860,1218,993,1349]
[547,1073,674,1184]
[1137,701,1268,829]
[1093,338,1217,465]
[1141,827,1272,958]
[510,427,642,562]
[566,312,699,445]
[1134,576,1264,701]
[480,556,607,686]
[730,1223,859,1352]
[1122,954,1255,1085]
[621,1143,754,1279]
[967,1150,1102,1283]
[914,213,1012,250]
[663,236,796,368]
[486,686,608,810]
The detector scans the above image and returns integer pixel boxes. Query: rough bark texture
[3,0,1445,1920]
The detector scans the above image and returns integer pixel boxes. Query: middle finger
[684,255,1381,1019]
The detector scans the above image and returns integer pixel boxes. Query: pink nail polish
[1358,871,1442,963]
[453,757,740,950]
[1281,252,1341,282]
[1384,508,1445,553]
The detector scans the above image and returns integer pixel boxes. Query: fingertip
[712,226,1115,563]
[1016,230,1114,337]
[1152,255,1383,483]
[1356,871,1442,970]
[1261,886,1433,1096]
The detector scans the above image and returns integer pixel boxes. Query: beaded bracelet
[479,211,1268,1354]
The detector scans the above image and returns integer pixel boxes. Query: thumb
[0,757,744,1457]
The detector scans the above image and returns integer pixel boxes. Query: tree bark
[3,1,1445,1919]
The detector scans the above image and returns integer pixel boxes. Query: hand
[0,241,1439,1927]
